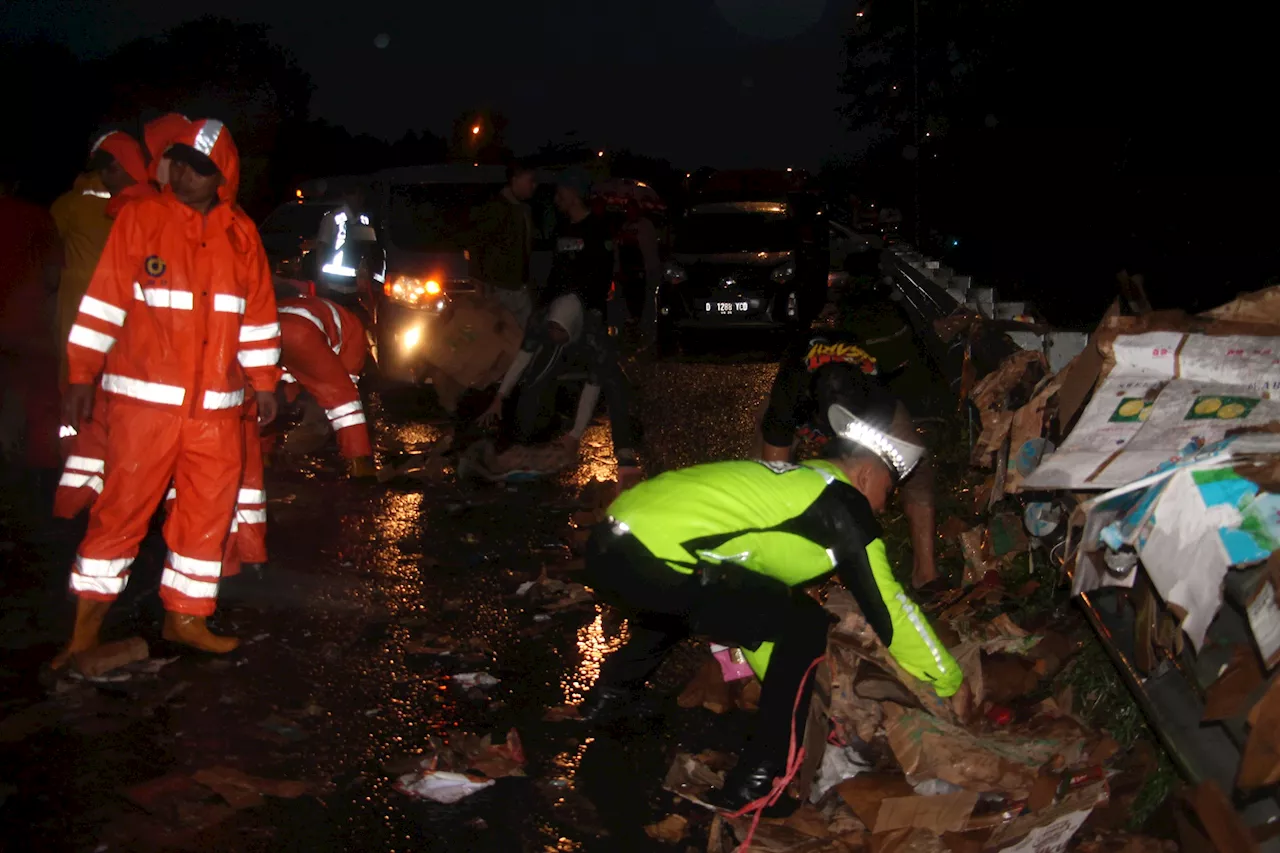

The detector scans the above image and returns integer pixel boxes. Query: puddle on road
[560,608,629,707]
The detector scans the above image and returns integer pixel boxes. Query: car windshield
[388,183,502,251]
[259,203,329,237]
[675,212,796,253]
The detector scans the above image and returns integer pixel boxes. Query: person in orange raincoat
[54,117,280,667]
[58,115,272,578]
[55,126,179,519]
[277,290,374,477]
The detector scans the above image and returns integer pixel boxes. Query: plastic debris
[391,728,525,804]
[396,771,495,803]
[451,672,500,690]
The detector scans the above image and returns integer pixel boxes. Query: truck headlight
[385,275,443,306]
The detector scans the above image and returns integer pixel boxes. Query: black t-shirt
[544,214,614,315]
[761,330,880,449]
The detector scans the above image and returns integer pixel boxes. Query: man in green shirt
[578,377,969,813]
[468,161,537,327]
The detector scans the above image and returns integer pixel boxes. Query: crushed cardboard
[644,814,689,843]
[678,656,763,714]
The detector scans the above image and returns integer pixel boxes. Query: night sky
[4,0,859,168]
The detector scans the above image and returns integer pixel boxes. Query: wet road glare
[0,296,932,852]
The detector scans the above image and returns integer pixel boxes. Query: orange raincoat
[65,118,280,615]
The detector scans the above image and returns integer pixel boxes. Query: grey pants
[493,287,533,330]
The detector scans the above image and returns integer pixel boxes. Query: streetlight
[471,125,481,135]
[597,150,604,158]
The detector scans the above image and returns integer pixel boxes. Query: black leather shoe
[576,686,653,725]
[705,759,799,818]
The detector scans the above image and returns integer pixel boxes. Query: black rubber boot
[706,758,800,818]
[576,686,655,725]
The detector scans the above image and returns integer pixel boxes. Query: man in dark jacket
[469,162,537,327]
[542,167,614,316]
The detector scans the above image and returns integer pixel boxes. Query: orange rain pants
[70,400,243,616]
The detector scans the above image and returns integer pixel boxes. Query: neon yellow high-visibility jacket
[607,458,962,696]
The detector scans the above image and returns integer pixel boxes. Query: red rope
[721,655,826,852]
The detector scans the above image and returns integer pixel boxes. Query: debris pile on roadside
[945,284,1280,847]
[652,582,1230,852]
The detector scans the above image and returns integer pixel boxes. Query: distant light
[786,167,793,172]
[856,10,865,16]
[951,239,959,247]
[597,150,604,157]
[473,162,479,166]
[471,125,481,135]
[925,132,931,137]
[685,172,691,178]
[295,189,303,198]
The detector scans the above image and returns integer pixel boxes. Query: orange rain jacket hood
[144,113,191,185]
[65,117,281,418]
[91,131,154,217]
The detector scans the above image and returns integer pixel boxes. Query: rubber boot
[50,597,113,670]
[349,455,377,479]
[162,612,240,654]
[706,757,799,818]
[576,685,660,725]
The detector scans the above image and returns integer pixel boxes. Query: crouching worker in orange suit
[277,291,374,478]
[53,118,280,668]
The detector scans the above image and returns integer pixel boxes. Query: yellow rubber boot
[349,455,377,479]
[162,613,240,654]
[50,597,113,670]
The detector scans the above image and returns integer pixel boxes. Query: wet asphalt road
[0,295,931,852]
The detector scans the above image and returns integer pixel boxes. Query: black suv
[658,181,828,343]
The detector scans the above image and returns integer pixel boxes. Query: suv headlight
[771,260,796,283]
[385,275,444,307]
[664,262,687,285]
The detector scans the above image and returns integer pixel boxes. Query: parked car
[658,193,829,344]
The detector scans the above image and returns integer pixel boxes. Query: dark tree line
[835,0,1280,322]
[1,18,512,218]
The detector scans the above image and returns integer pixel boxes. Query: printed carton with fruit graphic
[1185,395,1260,421]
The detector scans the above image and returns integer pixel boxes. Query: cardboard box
[420,294,523,394]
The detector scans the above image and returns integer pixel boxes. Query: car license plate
[705,301,749,315]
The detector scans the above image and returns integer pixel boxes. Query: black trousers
[502,346,636,451]
[585,525,832,768]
